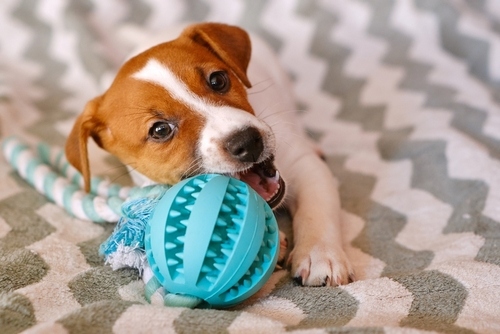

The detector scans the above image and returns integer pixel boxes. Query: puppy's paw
[288,243,355,287]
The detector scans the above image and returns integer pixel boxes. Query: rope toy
[2,136,279,308]
[1,136,140,223]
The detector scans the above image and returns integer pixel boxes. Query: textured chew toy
[145,174,279,308]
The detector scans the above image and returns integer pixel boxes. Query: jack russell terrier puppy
[66,23,354,286]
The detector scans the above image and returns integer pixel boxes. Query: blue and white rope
[1,137,202,307]
[36,142,132,200]
[1,136,140,223]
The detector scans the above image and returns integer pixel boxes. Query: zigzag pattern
[12,0,72,144]
[414,0,500,143]
[416,0,500,90]
[0,0,500,332]
[0,1,43,136]
[301,0,436,278]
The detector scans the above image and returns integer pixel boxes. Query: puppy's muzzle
[224,127,286,209]
[225,126,264,163]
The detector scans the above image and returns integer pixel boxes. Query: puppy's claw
[289,245,354,287]
[322,276,330,287]
[293,276,303,286]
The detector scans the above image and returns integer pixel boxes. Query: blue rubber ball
[144,174,279,308]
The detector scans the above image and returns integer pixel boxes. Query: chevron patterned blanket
[1,0,500,333]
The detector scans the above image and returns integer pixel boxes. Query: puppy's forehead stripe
[132,59,210,113]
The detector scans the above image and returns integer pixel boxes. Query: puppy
[66,23,354,286]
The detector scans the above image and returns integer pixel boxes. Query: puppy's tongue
[237,157,285,208]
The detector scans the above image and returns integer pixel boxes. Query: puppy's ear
[65,96,103,193]
[182,23,252,88]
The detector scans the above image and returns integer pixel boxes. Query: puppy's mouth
[233,156,285,209]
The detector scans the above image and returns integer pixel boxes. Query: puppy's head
[66,23,285,208]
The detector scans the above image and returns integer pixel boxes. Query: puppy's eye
[208,71,230,93]
[149,122,175,142]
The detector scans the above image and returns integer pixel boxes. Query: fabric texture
[1,0,500,333]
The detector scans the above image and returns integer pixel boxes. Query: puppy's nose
[225,127,264,163]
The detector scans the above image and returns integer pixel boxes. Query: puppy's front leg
[284,152,354,286]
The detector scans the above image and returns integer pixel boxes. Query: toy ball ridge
[144,174,279,308]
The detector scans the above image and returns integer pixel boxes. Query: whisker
[247,77,274,88]
[99,162,131,175]
[267,119,298,127]
[275,139,293,151]
[255,101,292,118]
[109,164,136,185]
[247,82,276,96]
[181,157,204,179]
[256,104,305,120]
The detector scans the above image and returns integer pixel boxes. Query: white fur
[132,59,210,113]
[128,26,354,286]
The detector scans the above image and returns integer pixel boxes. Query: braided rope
[2,136,204,308]
[1,136,141,223]
[143,263,203,308]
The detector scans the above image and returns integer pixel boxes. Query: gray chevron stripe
[270,277,358,330]
[68,267,138,306]
[354,0,500,268]
[299,4,385,132]
[0,292,36,334]
[365,0,500,163]
[461,0,500,35]
[383,4,500,161]
[180,0,209,22]
[394,271,472,334]
[174,309,242,334]
[362,2,500,253]
[450,104,500,161]
[327,155,434,277]
[378,130,499,266]
[12,0,71,144]
[0,189,54,250]
[124,0,152,25]
[298,0,487,330]
[238,0,283,52]
[463,0,486,12]
[392,48,500,160]
[77,225,115,267]
[57,300,134,334]
[0,247,49,292]
[0,187,51,294]
[64,1,114,81]
[327,328,384,334]
[416,0,500,97]
[299,1,434,277]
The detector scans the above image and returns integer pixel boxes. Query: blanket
[1,0,500,333]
